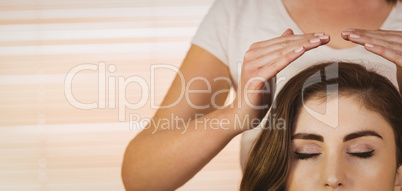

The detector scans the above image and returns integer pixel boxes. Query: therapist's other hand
[342,29,402,67]
[233,29,330,130]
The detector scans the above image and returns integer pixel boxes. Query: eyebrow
[292,130,383,142]
[292,133,323,142]
[343,130,383,142]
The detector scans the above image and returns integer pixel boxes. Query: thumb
[281,28,294,37]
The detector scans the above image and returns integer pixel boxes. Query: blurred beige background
[0,0,242,190]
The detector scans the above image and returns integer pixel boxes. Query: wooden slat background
[0,0,242,190]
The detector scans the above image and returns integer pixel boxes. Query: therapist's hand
[341,29,402,67]
[232,28,330,130]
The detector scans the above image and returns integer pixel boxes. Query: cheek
[347,156,396,190]
[287,161,321,191]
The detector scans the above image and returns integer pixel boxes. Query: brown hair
[388,0,400,4]
[240,62,402,191]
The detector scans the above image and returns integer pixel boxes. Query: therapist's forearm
[121,108,243,191]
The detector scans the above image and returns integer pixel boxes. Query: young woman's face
[286,96,401,191]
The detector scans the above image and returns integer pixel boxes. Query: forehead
[294,96,393,140]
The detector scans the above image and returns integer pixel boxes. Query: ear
[396,165,402,188]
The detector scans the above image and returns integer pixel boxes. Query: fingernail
[349,34,360,39]
[294,47,304,53]
[341,31,351,36]
[314,32,325,36]
[365,43,374,48]
[309,38,320,43]
[319,35,329,40]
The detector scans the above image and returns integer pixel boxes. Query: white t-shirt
[191,0,402,169]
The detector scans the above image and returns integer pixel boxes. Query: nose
[325,177,343,188]
[321,154,346,189]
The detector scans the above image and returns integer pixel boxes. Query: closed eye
[347,150,375,159]
[294,152,321,160]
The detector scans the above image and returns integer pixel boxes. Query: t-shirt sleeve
[191,0,233,66]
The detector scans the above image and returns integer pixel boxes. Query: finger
[349,34,402,63]
[270,34,330,62]
[248,35,330,67]
[272,34,330,54]
[269,35,329,58]
[257,46,306,80]
[343,31,402,47]
[355,29,402,40]
[342,29,402,43]
[344,33,402,58]
[364,43,402,67]
[341,31,352,41]
[246,34,330,63]
[347,28,402,36]
[346,32,389,46]
[250,32,325,50]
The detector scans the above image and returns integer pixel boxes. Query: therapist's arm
[121,45,237,191]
